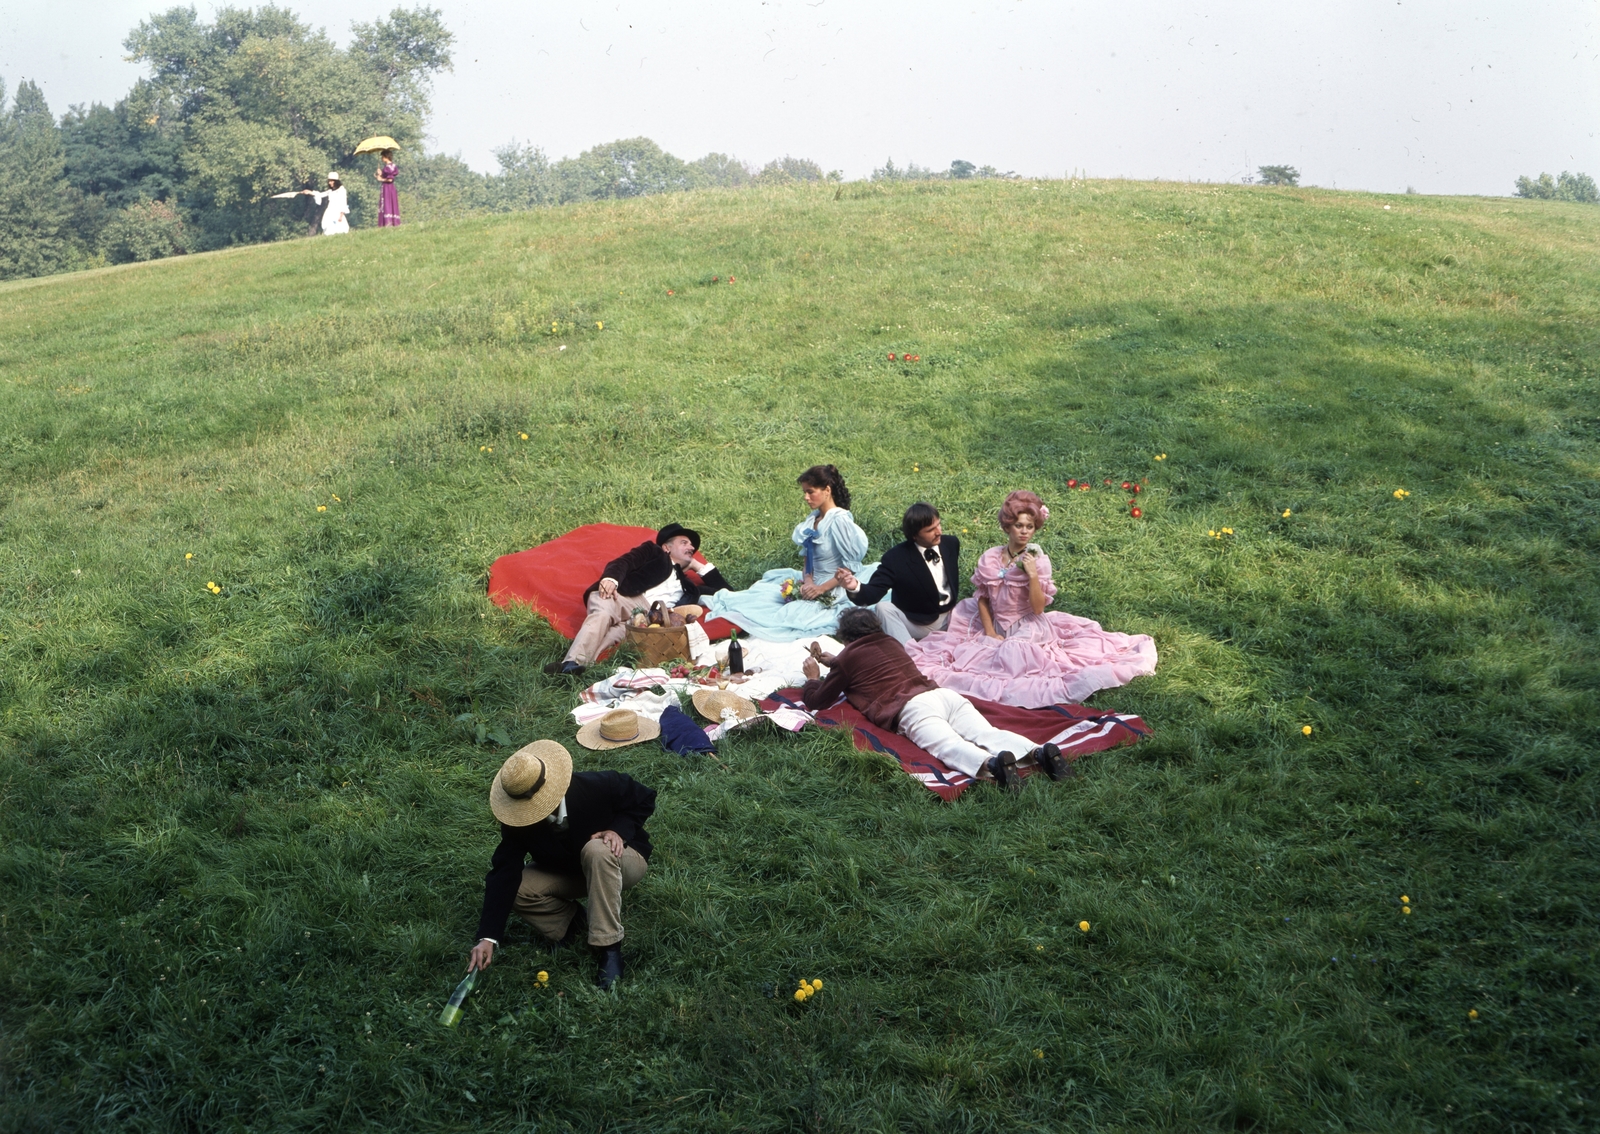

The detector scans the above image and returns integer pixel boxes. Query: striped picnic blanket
[760,688,1149,801]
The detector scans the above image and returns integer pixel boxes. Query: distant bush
[872,158,1015,182]
[1256,165,1300,187]
[690,153,753,189]
[100,199,188,263]
[755,156,830,184]
[1514,171,1598,203]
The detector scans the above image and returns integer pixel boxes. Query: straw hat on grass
[691,689,760,723]
[575,708,661,750]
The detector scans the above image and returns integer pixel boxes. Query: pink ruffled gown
[906,546,1158,708]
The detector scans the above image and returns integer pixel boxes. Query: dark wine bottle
[727,630,744,674]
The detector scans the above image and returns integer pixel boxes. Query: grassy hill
[1,179,1596,1132]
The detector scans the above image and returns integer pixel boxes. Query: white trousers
[897,688,1036,778]
[876,601,951,645]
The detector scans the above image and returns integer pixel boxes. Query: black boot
[984,751,1024,793]
[593,943,625,990]
[1030,742,1075,781]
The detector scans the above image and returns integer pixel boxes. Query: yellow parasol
[353,135,400,155]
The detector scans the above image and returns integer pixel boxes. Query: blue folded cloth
[658,704,715,756]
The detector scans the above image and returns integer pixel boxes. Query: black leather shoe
[593,944,625,990]
[1031,742,1075,781]
[553,906,588,951]
[985,751,1024,793]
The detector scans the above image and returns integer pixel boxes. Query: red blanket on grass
[760,688,1149,801]
[488,523,735,641]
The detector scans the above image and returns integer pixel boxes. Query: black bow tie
[923,547,941,563]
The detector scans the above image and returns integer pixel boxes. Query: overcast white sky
[5,0,1597,194]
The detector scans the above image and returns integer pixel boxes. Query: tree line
[0,6,853,282]
[1514,171,1598,204]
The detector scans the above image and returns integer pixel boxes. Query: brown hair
[797,464,851,509]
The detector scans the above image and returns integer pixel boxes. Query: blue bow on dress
[798,523,822,578]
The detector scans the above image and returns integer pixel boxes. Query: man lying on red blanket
[799,607,1075,792]
[549,523,732,676]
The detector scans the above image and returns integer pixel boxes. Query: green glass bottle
[438,968,479,1027]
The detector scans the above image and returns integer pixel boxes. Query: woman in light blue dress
[708,465,879,642]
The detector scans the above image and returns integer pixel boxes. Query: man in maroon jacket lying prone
[799,607,1073,791]
[549,522,732,676]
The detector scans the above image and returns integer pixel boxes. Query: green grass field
[1,178,1597,1132]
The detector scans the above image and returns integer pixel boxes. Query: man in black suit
[835,502,960,644]
[467,740,657,990]
[552,522,731,675]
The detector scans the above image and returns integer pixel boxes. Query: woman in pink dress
[376,150,400,227]
[906,490,1157,707]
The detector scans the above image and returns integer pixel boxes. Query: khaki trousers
[563,591,647,666]
[512,840,648,947]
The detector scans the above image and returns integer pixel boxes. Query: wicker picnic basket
[624,623,691,667]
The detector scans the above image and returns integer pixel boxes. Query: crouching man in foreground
[468,740,656,990]
[799,608,1073,791]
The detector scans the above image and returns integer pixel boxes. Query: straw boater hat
[575,708,660,750]
[489,740,573,826]
[691,689,760,723]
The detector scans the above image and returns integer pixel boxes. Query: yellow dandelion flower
[1078,920,1090,933]
[479,446,487,452]
[1035,944,1044,951]
[596,321,603,330]
[487,447,493,453]
[207,582,217,590]
[537,970,549,983]
[185,552,193,560]
[1468,1009,1478,1019]
[1402,906,1412,915]
[1282,509,1292,517]
[520,432,529,440]
[1208,530,1216,538]
[317,505,327,512]
[1400,895,1409,903]
[1302,725,1313,736]
[1222,527,1234,535]
[1033,1048,1044,1059]
[794,988,807,1002]
[331,494,340,502]
[811,979,822,991]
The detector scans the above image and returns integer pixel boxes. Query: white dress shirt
[921,544,951,604]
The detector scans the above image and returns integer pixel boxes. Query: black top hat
[655,522,701,551]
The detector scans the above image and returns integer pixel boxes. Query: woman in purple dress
[906,490,1157,707]
[376,149,400,227]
